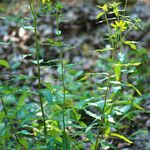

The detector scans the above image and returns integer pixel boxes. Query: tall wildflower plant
[92,1,143,149]
[34,0,70,149]
[28,0,47,142]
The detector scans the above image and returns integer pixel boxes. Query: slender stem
[94,73,111,150]
[94,12,115,150]
[104,13,115,59]
[28,0,47,139]
[56,14,66,136]
[124,0,128,15]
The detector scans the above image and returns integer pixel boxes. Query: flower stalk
[28,0,47,141]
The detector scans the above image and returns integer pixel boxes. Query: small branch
[56,12,67,149]
[124,0,128,15]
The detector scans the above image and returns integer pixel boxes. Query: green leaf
[19,130,30,135]
[111,133,133,144]
[114,62,141,67]
[124,41,137,50]
[86,122,98,133]
[110,81,121,85]
[40,89,53,103]
[115,105,131,115]
[86,131,95,143]
[23,25,34,30]
[84,109,100,119]
[78,73,91,81]
[19,138,28,149]
[96,12,104,19]
[98,87,108,91]
[113,7,119,17]
[0,112,5,120]
[0,59,9,68]
[133,103,144,110]
[47,38,63,47]
[114,65,121,81]
[112,86,121,93]
[97,4,108,12]
[127,83,142,96]
[78,121,87,127]
[95,47,113,52]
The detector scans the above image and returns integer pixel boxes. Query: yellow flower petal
[111,20,127,32]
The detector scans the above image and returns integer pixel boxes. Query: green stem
[28,0,47,140]
[104,13,115,59]
[94,12,115,150]
[56,14,66,136]
[124,0,128,15]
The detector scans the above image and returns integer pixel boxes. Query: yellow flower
[111,20,127,32]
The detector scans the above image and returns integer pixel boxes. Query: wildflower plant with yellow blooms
[94,1,143,149]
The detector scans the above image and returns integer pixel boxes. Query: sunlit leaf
[96,12,104,19]
[78,73,91,81]
[19,138,28,149]
[114,62,141,67]
[133,103,144,110]
[111,133,133,144]
[127,83,142,96]
[47,38,63,47]
[84,109,101,119]
[95,47,113,52]
[0,59,9,68]
[114,65,121,81]
[124,41,137,50]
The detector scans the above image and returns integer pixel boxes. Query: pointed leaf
[96,12,104,19]
[111,133,133,144]
[127,83,142,96]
